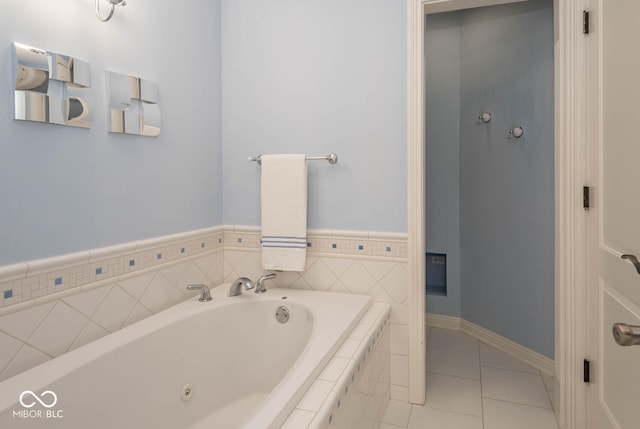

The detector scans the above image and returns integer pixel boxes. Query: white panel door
[587,1,640,428]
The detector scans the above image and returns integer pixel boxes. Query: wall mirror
[106,70,161,137]
[13,42,92,128]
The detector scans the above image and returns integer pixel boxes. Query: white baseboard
[426,313,461,330]
[426,313,555,376]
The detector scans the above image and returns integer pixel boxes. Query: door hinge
[583,11,590,34]
[583,186,590,209]
[584,359,591,383]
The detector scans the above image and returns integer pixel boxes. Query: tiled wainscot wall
[0,226,410,401]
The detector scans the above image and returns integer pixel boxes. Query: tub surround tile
[164,288,187,309]
[27,251,90,277]
[0,331,23,373]
[0,263,28,283]
[348,322,373,341]
[319,357,351,383]
[328,281,350,295]
[27,302,88,357]
[309,391,339,428]
[361,260,395,281]
[233,253,264,282]
[299,380,336,412]
[390,324,409,355]
[302,260,338,291]
[124,303,153,328]
[335,339,360,359]
[322,258,356,279]
[68,321,109,351]
[91,286,137,332]
[0,345,51,380]
[138,273,175,313]
[340,262,377,295]
[117,271,155,301]
[0,301,55,342]
[293,277,313,290]
[62,284,111,318]
[390,354,409,387]
[378,265,409,303]
[178,262,215,291]
[0,226,407,385]
[288,304,391,429]
[282,409,316,429]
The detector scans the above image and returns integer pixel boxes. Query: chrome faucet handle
[186,284,212,302]
[228,277,255,297]
[255,273,277,294]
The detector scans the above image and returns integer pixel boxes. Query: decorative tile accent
[0,225,406,383]
[285,303,391,429]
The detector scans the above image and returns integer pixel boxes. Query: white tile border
[281,302,391,429]
[0,226,408,312]
[0,226,226,311]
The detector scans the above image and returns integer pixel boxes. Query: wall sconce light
[95,0,127,22]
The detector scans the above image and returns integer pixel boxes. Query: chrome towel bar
[248,153,338,165]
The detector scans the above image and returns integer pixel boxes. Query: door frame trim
[406,1,589,426]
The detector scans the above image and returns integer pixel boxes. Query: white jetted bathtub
[0,285,370,428]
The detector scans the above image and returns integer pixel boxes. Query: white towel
[260,154,308,271]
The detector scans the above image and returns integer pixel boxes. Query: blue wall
[220,0,407,232]
[460,0,554,358]
[0,0,223,265]
[425,12,462,317]
[425,0,554,357]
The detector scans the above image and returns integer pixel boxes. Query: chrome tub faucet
[186,284,212,302]
[228,277,255,296]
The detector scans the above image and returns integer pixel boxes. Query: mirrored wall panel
[106,71,161,137]
[13,42,92,128]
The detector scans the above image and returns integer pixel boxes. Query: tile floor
[381,327,559,429]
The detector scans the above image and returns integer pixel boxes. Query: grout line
[479,365,541,378]
[482,397,556,411]
[24,301,58,348]
[425,369,480,382]
[59,301,92,355]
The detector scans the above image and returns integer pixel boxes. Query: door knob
[612,323,640,346]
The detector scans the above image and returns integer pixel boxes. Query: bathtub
[0,286,371,428]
